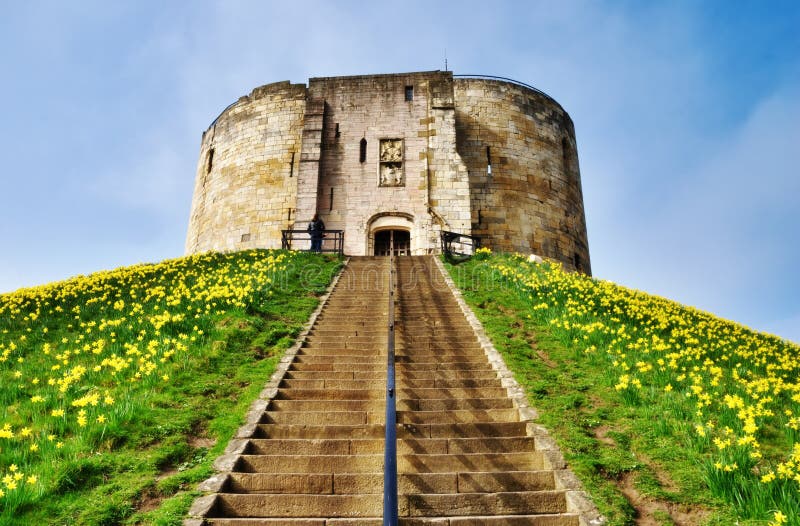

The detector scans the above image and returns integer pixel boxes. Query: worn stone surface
[186,81,306,253]
[185,71,590,274]
[454,79,590,273]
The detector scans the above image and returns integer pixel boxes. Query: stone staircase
[187,256,595,525]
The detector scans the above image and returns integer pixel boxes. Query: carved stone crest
[379,139,404,187]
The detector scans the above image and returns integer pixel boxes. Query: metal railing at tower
[280,229,344,255]
[383,233,398,525]
[441,230,482,263]
[453,74,561,108]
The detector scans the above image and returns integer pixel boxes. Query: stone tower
[185,70,591,274]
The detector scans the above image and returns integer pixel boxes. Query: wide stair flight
[194,255,580,525]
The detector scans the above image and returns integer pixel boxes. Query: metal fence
[280,230,344,255]
[440,230,482,262]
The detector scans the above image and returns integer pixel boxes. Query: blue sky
[1,1,798,343]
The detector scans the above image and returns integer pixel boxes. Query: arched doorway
[373,229,410,256]
[366,212,414,256]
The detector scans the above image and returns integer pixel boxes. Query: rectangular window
[486,146,492,176]
[405,85,413,101]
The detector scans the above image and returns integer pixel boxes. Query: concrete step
[399,398,513,411]
[295,355,385,363]
[210,493,382,517]
[395,363,494,371]
[404,491,567,516]
[209,492,568,519]
[395,356,487,364]
[397,452,546,472]
[397,387,509,399]
[244,439,378,456]
[283,371,388,381]
[398,342,483,351]
[308,329,386,337]
[397,409,520,425]
[304,336,388,346]
[274,389,383,400]
[260,411,383,426]
[242,437,536,457]
[398,379,504,389]
[299,344,385,352]
[300,344,480,353]
[295,350,386,358]
[253,424,385,439]
[224,469,556,494]
[251,422,525,441]
[283,370,499,381]
[396,370,499,381]
[279,379,385,389]
[403,470,556,493]
[279,378,501,390]
[398,324,475,332]
[235,454,383,473]
[267,400,386,412]
[312,315,387,322]
[397,422,528,438]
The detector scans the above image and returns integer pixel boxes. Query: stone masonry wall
[454,79,591,273]
[306,71,471,255]
[185,81,306,253]
[185,72,590,272]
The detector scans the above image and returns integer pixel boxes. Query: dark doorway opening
[374,230,410,256]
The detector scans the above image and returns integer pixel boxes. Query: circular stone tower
[185,71,590,274]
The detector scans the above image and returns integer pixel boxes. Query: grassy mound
[0,250,341,525]
[446,251,799,526]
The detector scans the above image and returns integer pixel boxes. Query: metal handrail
[383,235,398,525]
[280,229,345,255]
[441,230,482,263]
[453,74,561,108]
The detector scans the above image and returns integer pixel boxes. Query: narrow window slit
[486,146,492,175]
[206,148,214,174]
[329,188,334,211]
[405,85,413,101]
[359,138,367,163]
[289,152,295,177]
[335,123,340,138]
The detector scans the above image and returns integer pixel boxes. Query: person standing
[308,214,325,252]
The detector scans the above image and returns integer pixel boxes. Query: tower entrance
[373,229,410,256]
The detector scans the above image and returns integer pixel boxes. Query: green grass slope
[446,251,800,526]
[0,250,341,525]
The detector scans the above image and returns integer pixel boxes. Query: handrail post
[383,233,398,525]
